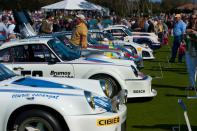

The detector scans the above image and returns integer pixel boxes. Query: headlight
[84,91,95,109]
[131,65,138,77]
[118,89,128,104]
[137,47,142,52]
[84,91,123,113]
[100,80,110,97]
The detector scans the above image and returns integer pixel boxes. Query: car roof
[104,26,124,30]
[0,38,53,49]
[110,25,128,28]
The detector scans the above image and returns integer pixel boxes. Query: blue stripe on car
[0,89,83,96]
[94,96,112,112]
[85,58,112,63]
[12,77,76,89]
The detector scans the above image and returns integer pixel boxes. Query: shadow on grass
[152,84,186,91]
[161,67,187,72]
[144,67,187,73]
[147,60,164,63]
[131,124,197,131]
[165,94,187,98]
[127,97,153,103]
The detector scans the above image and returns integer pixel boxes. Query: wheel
[90,75,120,98]
[12,110,63,131]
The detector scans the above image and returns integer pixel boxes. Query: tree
[87,0,129,16]
[161,0,193,13]
[0,0,61,10]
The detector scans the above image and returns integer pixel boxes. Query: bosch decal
[133,90,145,93]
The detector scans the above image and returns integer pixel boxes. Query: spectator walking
[169,14,186,63]
[0,16,9,39]
[70,14,88,49]
[185,14,197,88]
[147,20,155,33]
[40,14,53,34]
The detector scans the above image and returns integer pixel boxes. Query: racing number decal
[21,71,43,77]
[20,70,74,78]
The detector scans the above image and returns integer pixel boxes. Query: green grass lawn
[126,37,197,131]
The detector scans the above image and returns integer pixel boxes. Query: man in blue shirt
[169,14,186,63]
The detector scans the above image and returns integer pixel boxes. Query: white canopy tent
[42,0,104,11]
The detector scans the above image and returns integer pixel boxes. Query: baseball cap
[76,14,85,20]
[175,14,181,18]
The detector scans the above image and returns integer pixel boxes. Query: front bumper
[151,42,161,50]
[125,76,157,98]
[65,105,127,131]
[142,50,155,60]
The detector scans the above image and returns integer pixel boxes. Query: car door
[2,44,75,78]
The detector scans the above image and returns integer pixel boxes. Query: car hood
[67,57,136,67]
[113,40,153,52]
[125,35,160,43]
[0,76,106,97]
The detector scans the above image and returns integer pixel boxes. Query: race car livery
[104,26,161,49]
[0,64,127,131]
[88,30,155,60]
[0,38,157,98]
[109,25,158,38]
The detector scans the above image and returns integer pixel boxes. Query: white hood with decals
[66,57,136,68]
[0,76,106,97]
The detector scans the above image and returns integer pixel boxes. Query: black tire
[90,75,120,98]
[12,109,63,131]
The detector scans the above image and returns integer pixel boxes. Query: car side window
[112,29,126,36]
[11,44,59,62]
[12,45,28,62]
[0,48,12,62]
[133,38,140,43]
[30,44,59,62]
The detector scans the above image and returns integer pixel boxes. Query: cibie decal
[50,71,74,78]
[12,93,59,100]
[97,116,120,126]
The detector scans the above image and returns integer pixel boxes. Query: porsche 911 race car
[0,38,157,98]
[86,33,144,68]
[0,64,127,131]
[88,30,155,60]
[26,32,144,69]
[104,26,161,49]
[109,25,158,38]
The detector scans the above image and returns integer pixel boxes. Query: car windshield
[123,28,132,36]
[48,39,81,61]
[103,32,115,40]
[88,34,99,45]
[0,64,16,81]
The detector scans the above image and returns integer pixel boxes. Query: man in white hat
[70,14,88,49]
[169,14,186,63]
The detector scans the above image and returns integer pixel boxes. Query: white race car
[110,25,158,38]
[0,64,127,131]
[88,30,155,60]
[104,26,161,49]
[113,40,155,60]
[0,38,157,98]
